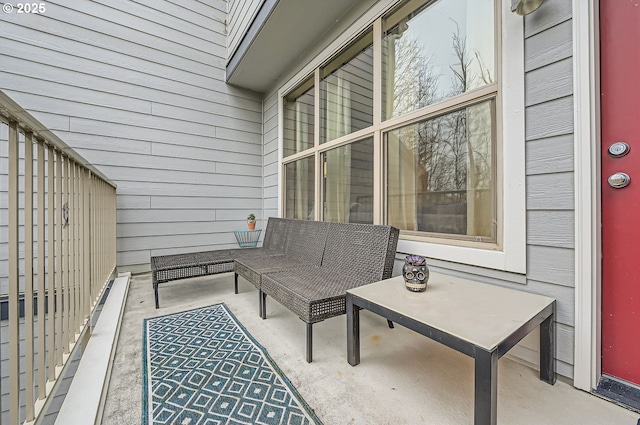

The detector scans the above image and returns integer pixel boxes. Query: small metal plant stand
[233,229,262,248]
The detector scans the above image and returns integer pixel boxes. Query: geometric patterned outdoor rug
[143,303,324,425]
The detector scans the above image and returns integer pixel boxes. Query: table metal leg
[539,305,556,384]
[234,273,239,294]
[474,348,498,425]
[347,295,361,366]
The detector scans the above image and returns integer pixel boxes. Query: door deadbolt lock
[608,172,631,189]
[608,142,630,158]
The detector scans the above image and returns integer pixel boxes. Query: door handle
[608,172,631,189]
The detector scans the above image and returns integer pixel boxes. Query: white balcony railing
[0,90,117,425]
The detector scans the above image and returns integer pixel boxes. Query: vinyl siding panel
[527,172,574,210]
[524,20,573,72]
[524,0,572,38]
[526,134,574,175]
[0,0,263,273]
[527,246,575,288]
[0,51,254,106]
[263,91,280,217]
[525,96,574,140]
[523,7,576,378]
[525,279,575,327]
[525,58,573,107]
[227,0,264,60]
[119,209,224,223]
[527,211,575,249]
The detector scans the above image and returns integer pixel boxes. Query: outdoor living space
[4,0,640,423]
[99,272,639,425]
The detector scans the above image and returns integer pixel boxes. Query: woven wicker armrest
[321,222,399,281]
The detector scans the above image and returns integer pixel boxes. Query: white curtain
[465,101,493,237]
[385,33,417,231]
[324,69,352,222]
[295,102,311,219]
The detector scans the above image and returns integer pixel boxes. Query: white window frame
[278,0,526,273]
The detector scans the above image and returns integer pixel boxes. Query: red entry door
[600,0,640,386]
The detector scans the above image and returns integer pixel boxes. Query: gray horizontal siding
[526,134,574,175]
[526,279,575,327]
[525,96,574,141]
[0,0,263,272]
[524,20,572,72]
[527,211,575,249]
[525,58,573,107]
[524,6,576,378]
[527,246,575,287]
[524,0,572,38]
[227,0,263,60]
[527,172,574,210]
[263,92,280,218]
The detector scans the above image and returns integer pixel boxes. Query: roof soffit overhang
[226,0,364,93]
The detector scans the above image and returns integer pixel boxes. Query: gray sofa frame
[151,218,400,362]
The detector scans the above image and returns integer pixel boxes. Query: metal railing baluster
[37,139,47,402]
[1,90,117,424]
[8,120,20,425]
[24,131,35,422]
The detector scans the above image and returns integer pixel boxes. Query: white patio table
[346,273,556,425]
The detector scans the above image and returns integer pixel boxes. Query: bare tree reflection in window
[385,22,495,240]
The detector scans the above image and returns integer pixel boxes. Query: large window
[282,0,505,253]
[386,100,495,241]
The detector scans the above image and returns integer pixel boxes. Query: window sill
[397,237,526,274]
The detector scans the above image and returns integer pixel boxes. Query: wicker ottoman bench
[151,250,236,308]
[150,218,293,308]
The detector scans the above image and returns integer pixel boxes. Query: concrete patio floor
[100,272,640,425]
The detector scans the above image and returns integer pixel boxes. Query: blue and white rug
[143,303,323,425]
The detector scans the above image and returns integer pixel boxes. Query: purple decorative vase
[402,255,429,292]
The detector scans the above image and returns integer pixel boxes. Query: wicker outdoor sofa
[151,217,400,362]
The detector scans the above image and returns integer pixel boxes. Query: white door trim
[572,0,601,391]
